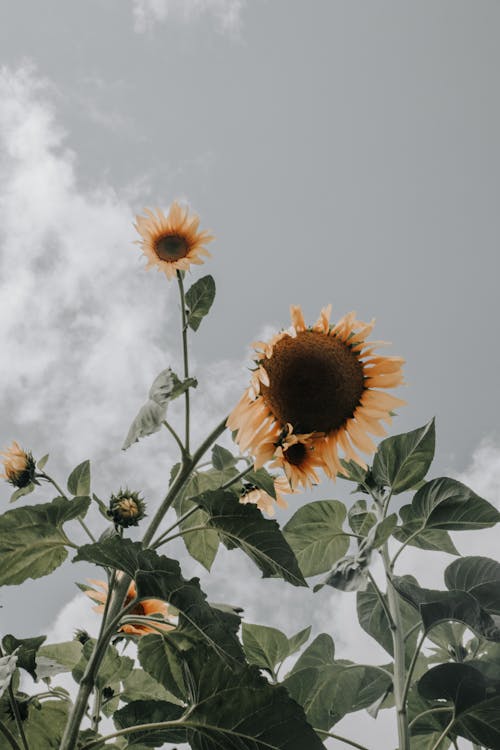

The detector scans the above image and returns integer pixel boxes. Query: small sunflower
[108,489,146,528]
[239,475,293,517]
[227,305,405,490]
[134,201,214,280]
[0,441,36,488]
[85,579,175,636]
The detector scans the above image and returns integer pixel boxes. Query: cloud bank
[132,0,245,35]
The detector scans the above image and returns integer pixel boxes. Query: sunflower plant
[0,202,499,750]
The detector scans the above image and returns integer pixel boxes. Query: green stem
[429,715,455,750]
[404,621,422,642]
[0,718,21,750]
[90,688,102,734]
[176,271,190,455]
[39,472,96,543]
[7,685,28,750]
[145,416,228,547]
[367,571,396,631]
[408,706,453,730]
[162,420,186,457]
[154,524,209,548]
[313,729,370,750]
[220,463,253,490]
[390,527,424,571]
[401,630,426,707]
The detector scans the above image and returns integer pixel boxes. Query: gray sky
[0,2,499,748]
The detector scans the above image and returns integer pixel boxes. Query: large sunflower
[134,201,214,280]
[227,305,405,490]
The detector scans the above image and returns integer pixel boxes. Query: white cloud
[132,0,245,35]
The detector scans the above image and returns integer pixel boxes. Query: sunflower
[227,305,405,490]
[0,441,36,488]
[239,475,293,517]
[85,579,175,636]
[134,201,214,280]
[108,489,146,528]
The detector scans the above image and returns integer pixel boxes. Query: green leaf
[338,459,368,484]
[348,499,376,537]
[241,623,289,674]
[185,274,216,331]
[113,700,186,746]
[357,582,421,659]
[0,698,70,749]
[372,419,436,493]
[418,663,488,715]
[394,506,459,555]
[287,633,335,674]
[67,460,91,496]
[2,634,46,680]
[366,513,398,549]
[454,695,500,748]
[445,556,500,615]
[199,489,306,586]
[37,453,49,470]
[9,483,35,503]
[397,478,500,550]
[0,653,17,700]
[121,668,182,705]
[283,500,349,577]
[0,495,91,586]
[394,576,500,641]
[72,640,134,690]
[138,634,188,702]
[287,626,312,656]
[211,444,237,470]
[182,644,325,750]
[36,641,83,680]
[244,467,277,499]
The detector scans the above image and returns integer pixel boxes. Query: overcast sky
[0,2,499,748]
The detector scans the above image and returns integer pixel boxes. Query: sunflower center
[283,442,307,466]
[155,234,188,261]
[260,330,365,433]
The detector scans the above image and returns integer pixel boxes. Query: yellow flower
[0,441,36,488]
[134,201,214,280]
[239,476,293,517]
[228,305,405,489]
[85,579,175,637]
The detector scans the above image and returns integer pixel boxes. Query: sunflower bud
[0,441,36,488]
[108,489,146,528]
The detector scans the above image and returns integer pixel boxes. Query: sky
[0,2,499,748]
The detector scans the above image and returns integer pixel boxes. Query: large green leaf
[199,489,306,586]
[0,495,91,586]
[72,640,134,689]
[454,695,500,748]
[348,499,376,537]
[113,700,186,746]
[371,419,435,493]
[241,623,289,674]
[394,576,500,641]
[185,274,216,331]
[418,663,488,714]
[138,634,188,702]
[183,645,326,750]
[67,460,91,496]
[0,699,69,750]
[394,505,459,556]
[2,634,46,680]
[121,668,182,705]
[288,633,335,674]
[397,478,500,551]
[283,500,349,577]
[445,556,500,615]
[287,626,312,657]
[211,444,238,470]
[357,582,421,659]
[36,641,84,680]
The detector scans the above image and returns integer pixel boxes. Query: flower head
[228,305,405,490]
[85,579,175,637]
[134,201,214,280]
[0,441,36,488]
[108,489,146,528]
[239,475,293,517]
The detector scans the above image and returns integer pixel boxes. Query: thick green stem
[176,271,190,455]
[401,630,426,707]
[7,685,28,750]
[90,688,102,734]
[429,715,455,750]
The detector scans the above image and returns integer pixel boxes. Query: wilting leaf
[0,652,17,700]
[283,500,349,577]
[0,495,91,586]
[372,419,435,493]
[67,460,91,496]
[316,553,370,593]
[199,489,306,586]
[185,274,216,331]
[149,367,197,406]
[2,634,46,680]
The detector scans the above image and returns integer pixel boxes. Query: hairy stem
[176,271,190,455]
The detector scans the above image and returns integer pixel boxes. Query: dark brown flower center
[155,234,188,261]
[283,442,307,466]
[260,330,365,433]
